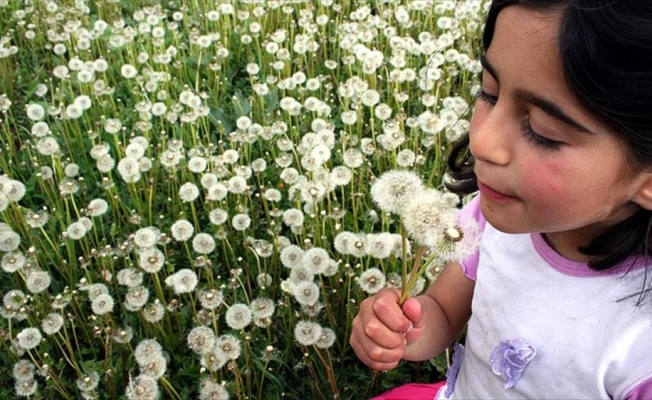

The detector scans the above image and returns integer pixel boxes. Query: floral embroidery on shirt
[443,343,465,398]
[489,338,537,389]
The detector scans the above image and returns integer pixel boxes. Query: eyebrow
[479,54,593,134]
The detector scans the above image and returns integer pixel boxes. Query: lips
[477,180,518,202]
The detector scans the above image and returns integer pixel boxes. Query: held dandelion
[371,170,479,304]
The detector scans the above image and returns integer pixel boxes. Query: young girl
[350,0,652,398]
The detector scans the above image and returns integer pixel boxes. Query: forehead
[488,6,615,136]
[490,6,562,69]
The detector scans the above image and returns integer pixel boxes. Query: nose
[469,104,513,166]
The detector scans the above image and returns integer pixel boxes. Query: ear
[632,173,652,210]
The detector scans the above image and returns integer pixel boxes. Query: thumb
[401,297,424,330]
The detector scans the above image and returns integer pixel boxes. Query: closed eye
[476,88,498,106]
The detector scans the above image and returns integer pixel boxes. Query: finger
[401,297,423,329]
[352,313,405,358]
[350,334,401,371]
[372,290,413,334]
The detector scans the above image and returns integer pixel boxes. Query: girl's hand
[349,287,425,371]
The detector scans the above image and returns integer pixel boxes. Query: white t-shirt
[437,195,652,399]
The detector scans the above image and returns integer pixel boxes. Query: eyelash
[475,88,562,151]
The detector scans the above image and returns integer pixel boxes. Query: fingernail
[405,323,413,333]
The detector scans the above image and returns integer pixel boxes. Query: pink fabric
[370,381,446,400]
[531,231,650,277]
[625,375,652,400]
[457,195,485,281]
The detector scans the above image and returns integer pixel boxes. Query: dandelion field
[0,0,487,398]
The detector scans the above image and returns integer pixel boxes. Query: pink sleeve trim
[625,375,652,400]
[457,195,485,281]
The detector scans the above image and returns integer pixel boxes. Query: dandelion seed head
[192,233,216,254]
[41,313,64,335]
[282,208,304,228]
[222,149,239,164]
[316,327,336,349]
[342,148,364,168]
[2,251,25,273]
[30,121,49,138]
[125,286,149,311]
[83,283,109,300]
[125,374,159,400]
[217,334,242,360]
[280,245,305,268]
[0,229,21,252]
[143,302,165,324]
[131,228,156,250]
[289,266,314,284]
[250,297,275,319]
[208,208,228,225]
[371,170,424,214]
[358,268,386,294]
[302,247,330,275]
[292,281,320,306]
[112,326,134,344]
[165,269,198,294]
[76,371,100,392]
[396,149,416,167]
[187,326,216,355]
[86,198,109,217]
[333,231,356,255]
[294,320,322,346]
[225,303,252,330]
[198,378,229,400]
[16,327,42,350]
[139,356,168,379]
[263,188,281,202]
[227,176,247,194]
[201,345,228,372]
[206,183,228,201]
[199,288,223,310]
[402,189,457,249]
[13,359,34,382]
[26,270,51,294]
[179,182,200,202]
[200,173,219,190]
[91,293,115,315]
[138,248,165,273]
[14,379,37,397]
[117,157,140,181]
[3,179,25,202]
[26,103,45,121]
[365,233,394,259]
[134,339,163,365]
[251,157,267,173]
[170,219,194,241]
[231,213,251,231]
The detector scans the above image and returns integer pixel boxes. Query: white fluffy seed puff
[165,269,198,294]
[401,189,457,250]
[370,170,425,214]
[294,320,322,346]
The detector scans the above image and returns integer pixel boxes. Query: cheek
[518,160,566,202]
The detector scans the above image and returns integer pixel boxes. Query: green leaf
[208,106,235,134]
[232,90,251,117]
[265,89,280,114]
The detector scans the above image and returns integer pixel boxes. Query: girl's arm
[350,261,474,370]
[403,261,474,361]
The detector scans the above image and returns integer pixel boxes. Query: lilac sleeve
[625,376,652,400]
[456,195,485,281]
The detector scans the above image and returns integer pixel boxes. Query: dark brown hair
[446,0,652,272]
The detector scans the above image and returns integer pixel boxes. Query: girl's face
[470,6,650,260]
